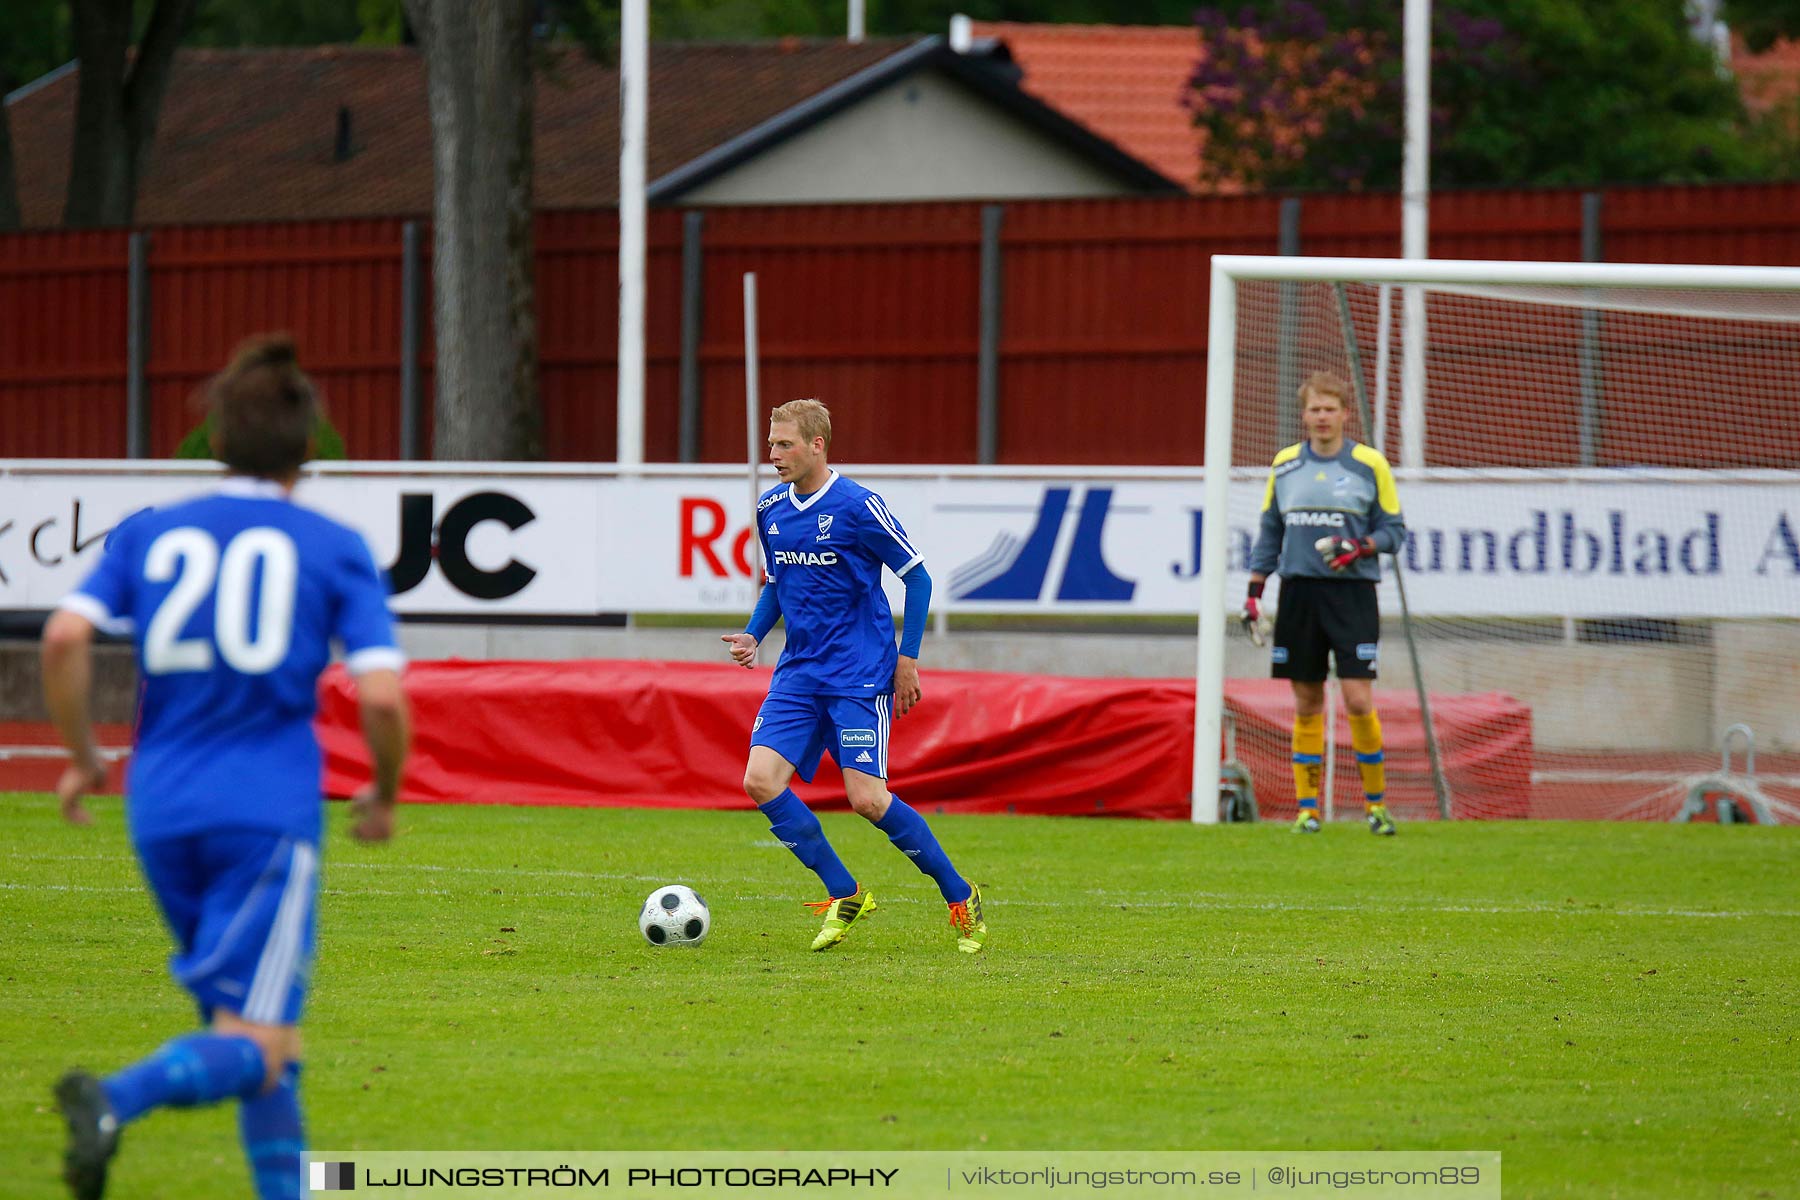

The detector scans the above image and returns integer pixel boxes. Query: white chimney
[949,13,972,53]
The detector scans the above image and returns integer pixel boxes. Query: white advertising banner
[2,463,1797,618]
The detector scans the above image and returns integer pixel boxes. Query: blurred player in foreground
[721,399,985,953]
[42,335,411,1198]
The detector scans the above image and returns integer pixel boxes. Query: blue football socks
[239,1061,305,1200]
[101,1033,266,1124]
[875,796,971,903]
[759,789,859,898]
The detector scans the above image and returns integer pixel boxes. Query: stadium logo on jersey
[840,729,878,748]
[1286,511,1347,527]
[816,514,833,540]
[384,491,537,601]
[773,549,838,567]
[946,486,1136,603]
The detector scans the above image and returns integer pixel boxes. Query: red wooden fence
[2,181,1798,464]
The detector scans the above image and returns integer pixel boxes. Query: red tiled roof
[971,22,1205,193]
[6,39,909,227]
[978,20,1800,195]
[1734,33,1800,114]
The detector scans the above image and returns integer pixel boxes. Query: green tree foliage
[1723,0,1800,52]
[1187,0,1782,191]
[186,0,402,45]
[174,411,347,460]
[0,0,73,88]
[548,0,1210,49]
[0,0,401,76]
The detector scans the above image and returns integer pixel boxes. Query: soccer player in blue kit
[721,399,986,954]
[41,336,411,1199]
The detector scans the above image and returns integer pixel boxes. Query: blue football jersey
[755,471,923,696]
[61,478,403,845]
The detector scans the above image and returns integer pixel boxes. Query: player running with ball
[1243,371,1407,836]
[721,399,985,953]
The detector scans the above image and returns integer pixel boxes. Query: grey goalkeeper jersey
[1248,440,1407,582]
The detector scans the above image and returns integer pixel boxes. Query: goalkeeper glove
[1315,535,1377,572]
[1241,581,1271,645]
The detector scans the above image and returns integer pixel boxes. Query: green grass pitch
[1,793,1795,1199]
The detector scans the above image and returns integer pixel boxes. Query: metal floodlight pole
[744,273,764,590]
[1400,0,1431,470]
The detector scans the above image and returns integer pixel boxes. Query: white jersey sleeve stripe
[893,554,924,578]
[245,840,317,1023]
[181,839,289,981]
[57,593,116,627]
[346,646,408,676]
[877,694,890,778]
[864,496,919,559]
[866,495,917,555]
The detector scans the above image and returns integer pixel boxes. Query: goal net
[1194,257,1800,825]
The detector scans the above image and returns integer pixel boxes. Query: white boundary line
[5,864,1793,921]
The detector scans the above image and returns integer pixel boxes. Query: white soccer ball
[639,884,711,947]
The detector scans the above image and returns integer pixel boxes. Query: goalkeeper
[1243,370,1406,836]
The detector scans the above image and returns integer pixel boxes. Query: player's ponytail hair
[769,398,831,451]
[207,333,319,478]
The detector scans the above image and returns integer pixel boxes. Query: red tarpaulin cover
[1223,678,1533,821]
[316,660,1534,820]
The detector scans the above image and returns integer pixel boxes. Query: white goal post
[1192,255,1800,824]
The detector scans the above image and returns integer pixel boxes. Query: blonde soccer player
[1243,370,1407,835]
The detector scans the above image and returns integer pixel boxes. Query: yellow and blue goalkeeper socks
[1292,713,1324,818]
[1349,710,1387,808]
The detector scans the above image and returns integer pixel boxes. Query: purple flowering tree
[1186,0,1765,190]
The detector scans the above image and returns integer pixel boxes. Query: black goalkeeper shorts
[1270,576,1380,682]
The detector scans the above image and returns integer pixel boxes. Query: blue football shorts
[135,830,319,1026]
[750,692,893,782]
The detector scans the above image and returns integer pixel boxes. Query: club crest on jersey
[840,729,877,749]
[816,514,833,540]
